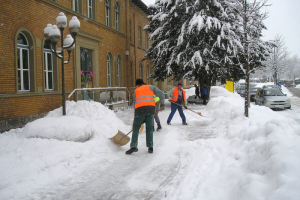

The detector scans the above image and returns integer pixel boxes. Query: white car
[255,88,291,110]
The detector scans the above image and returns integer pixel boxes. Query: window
[80,48,93,89]
[129,20,132,43]
[44,41,54,90]
[73,0,80,13]
[139,63,143,79]
[138,26,142,46]
[88,0,94,19]
[116,55,121,87]
[106,0,110,26]
[130,61,134,87]
[17,32,30,91]
[145,31,148,49]
[146,64,149,84]
[115,3,120,31]
[107,53,112,87]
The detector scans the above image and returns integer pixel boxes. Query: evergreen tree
[144,0,241,92]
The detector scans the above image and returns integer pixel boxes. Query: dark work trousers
[203,95,208,105]
[153,103,161,127]
[130,112,153,148]
[167,98,186,123]
[194,94,201,99]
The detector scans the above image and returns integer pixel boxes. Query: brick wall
[0,0,153,131]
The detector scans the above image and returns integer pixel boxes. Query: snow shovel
[110,109,162,146]
[110,124,144,146]
[169,101,202,116]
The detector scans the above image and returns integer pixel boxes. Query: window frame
[115,2,120,31]
[73,0,80,13]
[146,64,149,84]
[106,0,111,27]
[87,0,94,19]
[129,20,132,43]
[138,26,142,47]
[107,53,112,87]
[139,63,143,79]
[130,61,134,87]
[116,55,121,87]
[145,31,148,49]
[17,32,30,92]
[43,45,54,91]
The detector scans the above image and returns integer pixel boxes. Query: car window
[269,89,284,96]
[264,89,284,96]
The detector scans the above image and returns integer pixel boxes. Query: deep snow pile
[22,101,126,142]
[0,100,130,200]
[0,85,300,200]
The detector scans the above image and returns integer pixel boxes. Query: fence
[68,87,130,111]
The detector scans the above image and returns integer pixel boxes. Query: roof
[131,0,151,15]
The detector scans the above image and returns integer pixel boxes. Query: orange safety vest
[134,85,156,109]
[170,87,186,103]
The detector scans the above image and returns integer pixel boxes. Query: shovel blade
[110,130,130,146]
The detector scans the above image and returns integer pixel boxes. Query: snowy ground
[1,84,300,200]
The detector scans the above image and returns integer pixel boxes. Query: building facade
[0,0,162,132]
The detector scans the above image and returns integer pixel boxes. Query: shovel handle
[169,100,202,116]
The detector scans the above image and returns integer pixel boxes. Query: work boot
[167,122,171,125]
[148,148,153,153]
[126,147,138,154]
[157,123,162,131]
[182,122,188,125]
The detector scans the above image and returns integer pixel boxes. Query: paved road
[286,87,300,98]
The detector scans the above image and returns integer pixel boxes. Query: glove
[184,106,187,109]
[160,105,165,111]
[168,97,172,101]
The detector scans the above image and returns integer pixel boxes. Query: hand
[160,105,165,111]
[184,106,187,109]
[168,97,172,101]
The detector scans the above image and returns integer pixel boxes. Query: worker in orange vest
[167,82,188,125]
[126,79,165,154]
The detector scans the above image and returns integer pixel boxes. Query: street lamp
[44,12,80,115]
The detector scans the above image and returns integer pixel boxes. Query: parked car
[250,87,262,102]
[255,88,291,110]
[262,85,281,90]
[236,84,246,97]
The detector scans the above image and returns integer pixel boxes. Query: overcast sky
[141,0,300,58]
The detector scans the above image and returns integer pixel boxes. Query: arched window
[115,3,120,31]
[146,64,149,84]
[106,0,110,27]
[107,53,112,87]
[17,32,30,91]
[116,55,121,87]
[44,41,54,90]
[139,63,143,79]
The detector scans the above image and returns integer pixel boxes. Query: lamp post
[44,12,80,115]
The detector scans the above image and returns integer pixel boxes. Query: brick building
[0,0,169,132]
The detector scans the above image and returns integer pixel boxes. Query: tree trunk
[243,0,249,117]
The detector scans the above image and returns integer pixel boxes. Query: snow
[1,85,300,199]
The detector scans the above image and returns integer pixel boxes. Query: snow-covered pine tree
[144,0,241,93]
[143,0,188,82]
